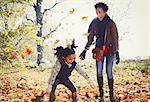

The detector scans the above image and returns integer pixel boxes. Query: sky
[36,0,150,59]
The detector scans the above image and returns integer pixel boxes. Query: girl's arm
[48,60,61,86]
[74,64,97,87]
[74,64,91,80]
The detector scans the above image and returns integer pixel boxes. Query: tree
[0,0,39,68]
[26,0,67,66]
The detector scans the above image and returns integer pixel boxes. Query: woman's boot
[108,78,114,102]
[97,76,104,101]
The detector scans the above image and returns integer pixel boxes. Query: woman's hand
[79,50,87,60]
[116,51,120,64]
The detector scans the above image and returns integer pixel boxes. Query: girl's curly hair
[54,39,78,61]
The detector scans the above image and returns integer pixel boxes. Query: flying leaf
[82,16,88,21]
[21,52,25,59]
[53,40,60,45]
[44,12,48,16]
[69,8,75,14]
[83,33,90,36]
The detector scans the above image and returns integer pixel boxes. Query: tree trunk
[35,0,43,66]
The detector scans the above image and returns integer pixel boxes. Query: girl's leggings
[49,79,77,102]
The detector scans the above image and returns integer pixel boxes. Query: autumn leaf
[4,47,11,52]
[9,55,17,60]
[53,40,60,45]
[4,48,17,54]
[25,47,31,55]
[4,29,8,36]
[44,12,49,16]
[69,8,75,14]
[16,25,21,33]
[81,16,88,21]
[0,59,150,101]
[67,44,72,48]
[83,33,90,36]
[21,52,25,59]
[117,90,124,94]
[21,7,26,12]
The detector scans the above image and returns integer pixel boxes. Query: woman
[79,2,120,102]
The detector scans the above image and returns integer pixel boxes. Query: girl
[47,41,94,102]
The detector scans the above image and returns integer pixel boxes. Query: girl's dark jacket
[85,17,119,55]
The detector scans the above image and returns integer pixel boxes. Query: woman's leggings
[96,54,115,79]
[49,79,77,102]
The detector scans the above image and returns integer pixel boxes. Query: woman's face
[65,54,76,64]
[96,8,106,21]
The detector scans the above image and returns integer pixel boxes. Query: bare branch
[43,2,60,14]
[25,15,34,23]
[46,14,69,38]
[0,6,2,10]
[117,0,133,23]
[119,31,129,41]
[46,22,61,38]
[31,2,35,7]
[43,0,65,15]
[32,2,37,11]
[48,24,59,36]
[15,38,23,46]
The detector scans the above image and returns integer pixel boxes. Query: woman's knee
[106,69,113,79]
[106,56,114,79]
[107,73,113,79]
[96,61,103,77]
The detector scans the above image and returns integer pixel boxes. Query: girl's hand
[88,79,97,88]
[46,84,52,95]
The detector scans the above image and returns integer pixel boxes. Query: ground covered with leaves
[0,59,150,102]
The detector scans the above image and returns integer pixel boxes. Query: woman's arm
[111,21,119,52]
[85,19,96,50]
[79,19,96,60]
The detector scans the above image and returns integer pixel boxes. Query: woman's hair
[54,39,77,60]
[94,2,108,12]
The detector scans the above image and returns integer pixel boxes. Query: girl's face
[64,54,76,64]
[96,8,106,21]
